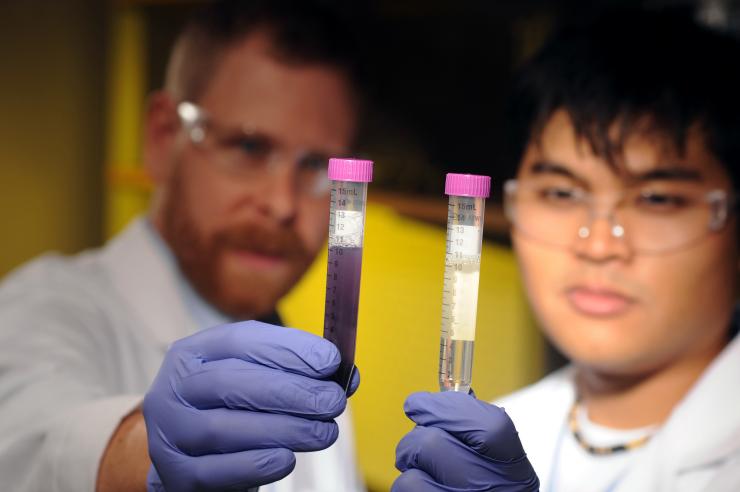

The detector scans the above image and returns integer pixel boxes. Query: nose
[572,211,633,263]
[255,156,299,224]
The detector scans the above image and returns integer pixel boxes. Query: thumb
[404,391,525,461]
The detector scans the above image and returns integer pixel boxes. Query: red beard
[159,169,313,318]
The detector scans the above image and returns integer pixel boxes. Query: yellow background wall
[105,7,151,238]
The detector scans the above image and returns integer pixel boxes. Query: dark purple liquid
[323,246,363,391]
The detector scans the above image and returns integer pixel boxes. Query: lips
[565,286,636,317]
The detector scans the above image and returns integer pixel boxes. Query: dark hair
[165,0,364,102]
[506,9,740,187]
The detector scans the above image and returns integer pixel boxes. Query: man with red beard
[0,1,366,491]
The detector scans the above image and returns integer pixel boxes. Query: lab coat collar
[617,323,740,489]
[99,217,199,349]
[662,330,740,471]
[140,219,232,331]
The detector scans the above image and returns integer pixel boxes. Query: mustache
[213,223,310,259]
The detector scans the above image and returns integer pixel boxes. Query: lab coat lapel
[99,217,199,349]
[617,333,740,491]
[670,334,740,471]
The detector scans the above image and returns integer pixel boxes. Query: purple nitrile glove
[392,391,539,492]
[143,320,360,492]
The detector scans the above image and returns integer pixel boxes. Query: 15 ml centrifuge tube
[322,158,373,392]
[439,173,491,393]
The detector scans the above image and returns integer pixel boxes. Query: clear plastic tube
[322,158,373,392]
[439,174,490,393]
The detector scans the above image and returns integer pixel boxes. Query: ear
[143,91,180,185]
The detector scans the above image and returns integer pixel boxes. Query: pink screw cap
[444,173,491,198]
[328,158,373,183]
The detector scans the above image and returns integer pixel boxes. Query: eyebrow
[528,161,589,188]
[530,161,576,177]
[629,167,703,182]
[528,160,704,185]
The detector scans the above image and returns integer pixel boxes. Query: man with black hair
[393,9,740,492]
[0,1,366,491]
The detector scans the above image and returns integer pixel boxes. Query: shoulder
[0,248,109,305]
[0,249,119,345]
[0,218,151,304]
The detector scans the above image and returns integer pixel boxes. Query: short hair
[165,0,363,103]
[506,9,740,187]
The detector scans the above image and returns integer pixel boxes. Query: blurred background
[1,0,739,490]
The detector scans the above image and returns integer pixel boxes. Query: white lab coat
[0,218,362,492]
[497,330,740,492]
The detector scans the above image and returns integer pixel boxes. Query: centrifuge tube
[322,158,373,392]
[439,173,491,393]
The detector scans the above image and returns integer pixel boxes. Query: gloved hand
[392,391,539,492]
[143,320,359,492]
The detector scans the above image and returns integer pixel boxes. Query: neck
[576,336,727,429]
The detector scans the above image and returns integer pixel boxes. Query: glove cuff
[146,464,165,492]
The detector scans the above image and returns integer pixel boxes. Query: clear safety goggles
[504,178,735,253]
[177,101,331,196]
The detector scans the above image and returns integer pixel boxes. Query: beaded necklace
[568,400,653,455]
